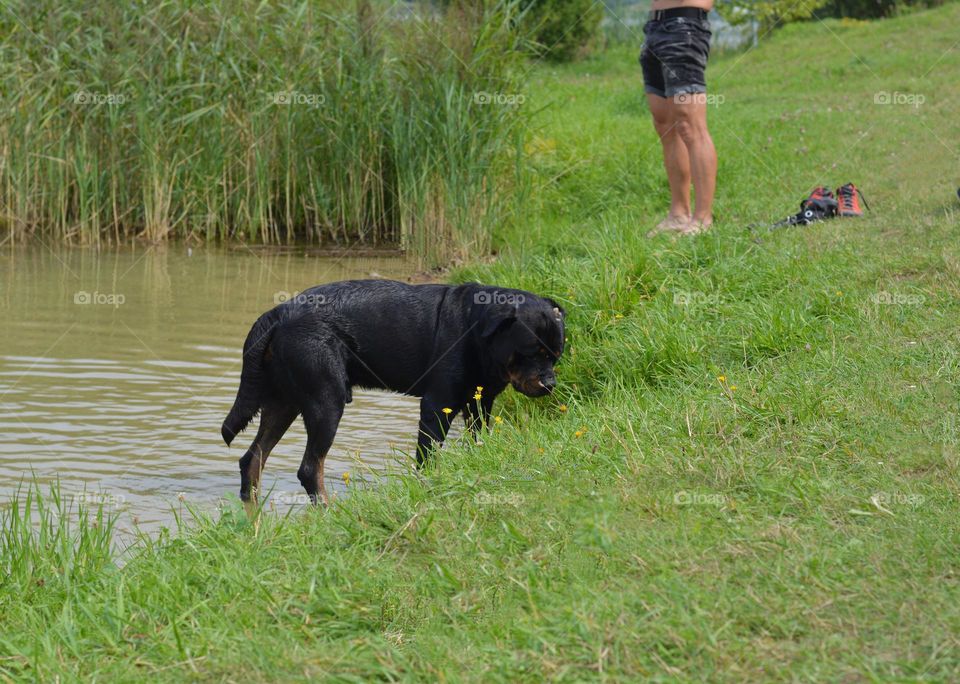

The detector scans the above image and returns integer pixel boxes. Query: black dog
[222,280,565,505]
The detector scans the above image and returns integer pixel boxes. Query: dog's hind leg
[270,320,349,506]
[239,403,298,505]
[297,394,345,506]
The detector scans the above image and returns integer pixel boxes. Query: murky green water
[0,244,427,535]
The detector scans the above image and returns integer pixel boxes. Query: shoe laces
[838,184,869,211]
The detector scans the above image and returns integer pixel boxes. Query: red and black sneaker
[836,183,868,217]
[794,185,838,223]
[803,185,835,209]
[771,186,840,228]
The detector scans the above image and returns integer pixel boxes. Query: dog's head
[475,289,565,397]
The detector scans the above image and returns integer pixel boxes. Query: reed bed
[0,0,529,264]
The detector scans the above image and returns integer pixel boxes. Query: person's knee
[650,106,678,137]
[674,118,695,143]
[652,116,675,138]
[674,111,707,145]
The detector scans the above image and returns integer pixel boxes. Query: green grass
[3,5,960,680]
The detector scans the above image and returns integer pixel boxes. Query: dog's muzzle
[512,375,555,397]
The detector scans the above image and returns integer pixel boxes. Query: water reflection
[0,244,428,535]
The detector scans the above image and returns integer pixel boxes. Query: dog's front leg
[416,396,458,466]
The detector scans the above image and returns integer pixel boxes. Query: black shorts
[639,16,712,99]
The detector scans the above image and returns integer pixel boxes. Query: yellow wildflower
[494,415,503,424]
[442,407,452,415]
[559,404,568,413]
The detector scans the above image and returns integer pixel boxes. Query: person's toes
[679,219,713,236]
[647,215,690,237]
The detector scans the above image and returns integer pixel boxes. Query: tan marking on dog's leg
[241,406,296,523]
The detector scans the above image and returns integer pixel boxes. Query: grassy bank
[3,4,960,680]
[0,0,526,264]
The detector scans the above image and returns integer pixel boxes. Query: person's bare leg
[671,93,716,230]
[647,93,691,228]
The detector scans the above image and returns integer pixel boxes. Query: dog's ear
[480,303,518,339]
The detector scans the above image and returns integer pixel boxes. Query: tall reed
[0,0,530,264]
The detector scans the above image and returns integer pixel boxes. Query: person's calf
[670,106,716,227]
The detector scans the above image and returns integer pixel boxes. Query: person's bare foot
[646,213,690,237]
[678,217,713,235]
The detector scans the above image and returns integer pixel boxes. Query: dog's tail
[222,311,279,446]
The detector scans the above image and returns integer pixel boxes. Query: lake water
[0,244,429,536]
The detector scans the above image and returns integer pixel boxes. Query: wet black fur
[222,280,565,503]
